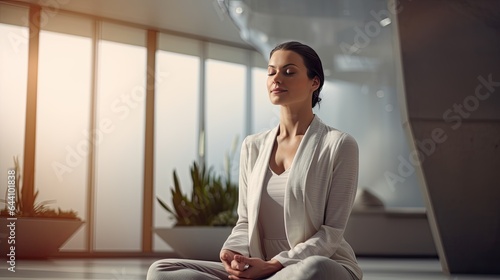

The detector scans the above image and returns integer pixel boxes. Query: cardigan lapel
[247,125,279,258]
[284,116,324,247]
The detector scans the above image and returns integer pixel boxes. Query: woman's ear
[311,76,320,91]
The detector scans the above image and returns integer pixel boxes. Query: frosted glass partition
[251,49,276,134]
[205,53,246,177]
[0,4,28,204]
[251,67,278,133]
[35,13,93,250]
[94,23,146,251]
[154,34,200,251]
[222,0,424,207]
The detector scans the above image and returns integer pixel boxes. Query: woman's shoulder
[240,128,275,149]
[316,118,358,148]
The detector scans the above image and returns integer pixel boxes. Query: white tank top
[258,167,291,260]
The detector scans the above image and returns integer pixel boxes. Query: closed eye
[267,70,295,76]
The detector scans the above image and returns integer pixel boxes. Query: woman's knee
[146,258,184,279]
[302,255,332,269]
[301,256,348,279]
[147,259,166,280]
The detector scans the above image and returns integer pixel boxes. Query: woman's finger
[231,259,247,271]
[234,255,251,265]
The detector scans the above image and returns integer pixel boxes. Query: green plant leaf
[156,142,239,227]
[0,156,81,220]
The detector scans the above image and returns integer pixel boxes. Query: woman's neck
[278,107,314,138]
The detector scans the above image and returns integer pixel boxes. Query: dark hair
[270,41,324,108]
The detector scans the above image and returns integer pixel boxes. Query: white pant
[147,256,358,280]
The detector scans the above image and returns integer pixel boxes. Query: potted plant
[155,140,239,261]
[0,156,84,259]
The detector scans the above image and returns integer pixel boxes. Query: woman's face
[267,50,319,108]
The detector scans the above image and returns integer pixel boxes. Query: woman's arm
[221,137,251,256]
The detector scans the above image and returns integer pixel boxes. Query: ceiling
[13,0,392,45]
[16,0,248,47]
[14,0,397,84]
[222,0,396,83]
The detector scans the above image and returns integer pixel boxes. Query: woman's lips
[271,88,287,94]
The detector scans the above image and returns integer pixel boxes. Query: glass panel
[205,58,246,177]
[36,28,92,250]
[94,23,146,251]
[252,67,278,133]
[153,46,200,251]
[0,4,29,212]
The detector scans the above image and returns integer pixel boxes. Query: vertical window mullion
[198,41,207,167]
[142,29,157,252]
[22,5,41,216]
[87,18,101,253]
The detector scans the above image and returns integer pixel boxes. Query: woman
[147,41,362,280]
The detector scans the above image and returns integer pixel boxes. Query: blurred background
[1,0,422,253]
[0,0,499,277]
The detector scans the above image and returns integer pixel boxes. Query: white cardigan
[222,116,362,280]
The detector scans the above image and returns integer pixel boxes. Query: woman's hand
[226,255,283,280]
[220,249,246,273]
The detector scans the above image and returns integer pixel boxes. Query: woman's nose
[272,73,281,84]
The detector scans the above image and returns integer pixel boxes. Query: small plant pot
[0,217,84,259]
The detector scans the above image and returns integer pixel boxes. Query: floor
[1,258,499,280]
